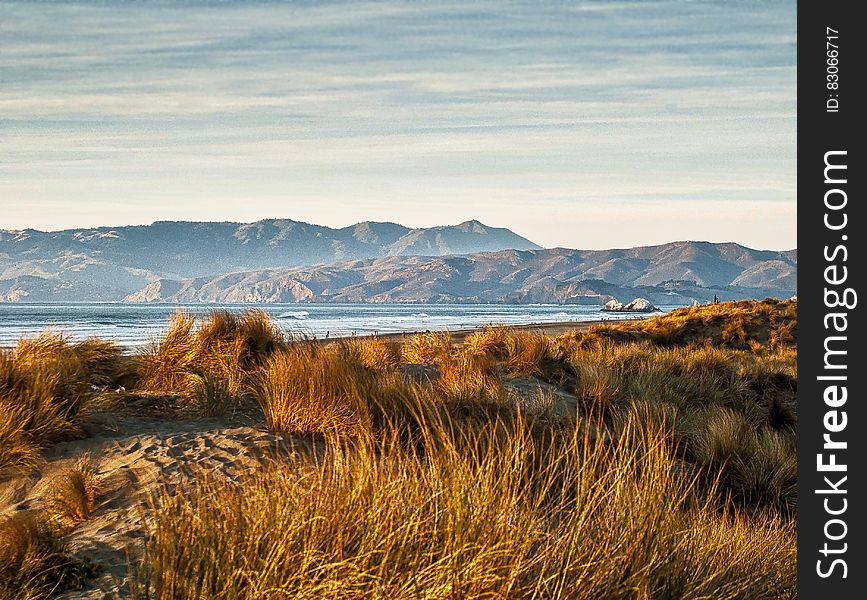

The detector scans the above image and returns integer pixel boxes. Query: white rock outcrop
[602,299,624,311]
[601,297,660,313]
[623,298,658,312]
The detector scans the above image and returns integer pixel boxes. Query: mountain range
[0,219,796,304]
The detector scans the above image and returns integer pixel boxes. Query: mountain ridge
[0,219,795,304]
[120,245,796,306]
[0,218,541,298]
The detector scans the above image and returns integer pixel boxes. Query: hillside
[125,244,797,305]
[0,219,539,302]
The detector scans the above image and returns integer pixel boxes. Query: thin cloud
[0,0,795,250]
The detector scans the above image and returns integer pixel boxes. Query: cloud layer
[1,0,796,249]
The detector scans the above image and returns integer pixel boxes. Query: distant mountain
[121,243,797,306]
[387,220,534,256]
[0,219,540,301]
[0,220,795,304]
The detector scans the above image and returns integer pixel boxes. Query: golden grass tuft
[0,334,123,476]
[501,332,553,376]
[134,309,286,400]
[333,336,402,372]
[135,312,197,394]
[252,343,427,439]
[253,343,367,436]
[437,351,506,409]
[691,407,797,515]
[401,331,452,364]
[0,400,43,475]
[190,372,235,418]
[134,410,795,599]
[70,338,128,387]
[0,512,99,599]
[769,320,797,351]
[572,360,622,420]
[45,457,101,530]
[462,326,510,357]
[462,328,555,376]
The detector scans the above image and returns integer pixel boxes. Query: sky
[0,0,796,250]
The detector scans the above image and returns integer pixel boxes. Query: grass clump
[45,456,101,530]
[335,336,402,372]
[437,351,505,407]
[401,331,451,364]
[134,310,286,405]
[252,342,426,439]
[462,325,510,357]
[552,332,796,513]
[463,328,555,376]
[0,512,99,599]
[572,360,622,421]
[0,334,123,476]
[691,407,797,515]
[190,372,235,418]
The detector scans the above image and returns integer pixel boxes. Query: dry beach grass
[0,299,797,599]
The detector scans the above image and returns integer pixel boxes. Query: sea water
[0,303,679,349]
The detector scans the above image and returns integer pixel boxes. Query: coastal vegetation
[0,299,797,599]
[0,335,125,475]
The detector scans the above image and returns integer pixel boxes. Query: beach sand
[342,316,646,344]
[1,400,314,598]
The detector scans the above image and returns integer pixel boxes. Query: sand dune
[1,400,312,599]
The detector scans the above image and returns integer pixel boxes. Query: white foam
[277,311,310,320]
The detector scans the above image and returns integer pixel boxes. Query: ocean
[0,303,680,349]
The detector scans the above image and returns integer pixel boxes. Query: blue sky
[1,0,796,249]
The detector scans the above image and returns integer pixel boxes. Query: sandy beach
[351,316,649,344]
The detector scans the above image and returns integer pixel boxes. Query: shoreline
[330,315,649,344]
[0,316,652,351]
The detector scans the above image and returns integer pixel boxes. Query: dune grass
[0,456,102,599]
[45,456,101,530]
[252,335,516,440]
[450,308,796,513]
[691,406,797,515]
[401,330,452,364]
[133,301,796,598]
[553,339,796,516]
[253,341,429,439]
[245,301,796,515]
[190,372,236,418]
[2,300,798,597]
[464,327,554,376]
[134,309,286,408]
[0,512,99,599]
[0,334,124,476]
[338,336,402,372]
[581,298,797,351]
[134,409,795,600]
